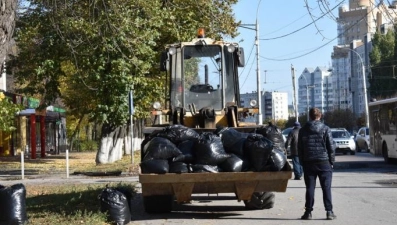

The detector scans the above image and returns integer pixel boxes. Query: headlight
[227,44,236,53]
[168,47,176,55]
[152,101,161,110]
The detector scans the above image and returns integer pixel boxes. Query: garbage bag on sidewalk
[99,187,131,225]
[0,183,29,225]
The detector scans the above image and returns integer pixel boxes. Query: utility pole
[240,20,261,125]
[291,65,298,122]
[255,19,262,125]
[129,89,134,165]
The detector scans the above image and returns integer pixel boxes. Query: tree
[0,0,18,132]
[10,0,239,163]
[0,92,22,132]
[0,0,17,72]
[323,109,356,132]
[369,29,397,99]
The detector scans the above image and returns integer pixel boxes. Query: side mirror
[237,47,245,67]
[160,51,167,71]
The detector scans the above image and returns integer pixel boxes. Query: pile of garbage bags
[140,124,288,174]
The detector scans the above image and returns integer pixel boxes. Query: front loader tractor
[147,28,259,134]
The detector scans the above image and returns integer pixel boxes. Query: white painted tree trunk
[96,124,127,164]
[96,120,144,164]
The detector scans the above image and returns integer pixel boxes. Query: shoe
[301,211,312,220]
[294,177,302,180]
[326,211,337,220]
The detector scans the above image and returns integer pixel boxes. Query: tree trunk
[96,123,127,164]
[123,119,144,155]
[0,0,16,69]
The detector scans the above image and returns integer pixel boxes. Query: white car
[331,128,356,155]
[355,127,370,152]
[282,127,293,157]
[281,127,293,143]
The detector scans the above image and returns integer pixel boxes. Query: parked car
[282,127,293,158]
[281,127,293,143]
[331,128,356,155]
[355,126,370,152]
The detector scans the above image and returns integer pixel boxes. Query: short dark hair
[309,107,322,120]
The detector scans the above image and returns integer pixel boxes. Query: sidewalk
[0,152,391,186]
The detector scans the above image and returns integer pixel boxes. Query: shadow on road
[129,193,302,221]
[334,152,397,172]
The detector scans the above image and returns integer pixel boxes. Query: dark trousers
[303,163,333,212]
[291,155,303,178]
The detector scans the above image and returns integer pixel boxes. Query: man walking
[285,121,303,180]
[297,108,337,220]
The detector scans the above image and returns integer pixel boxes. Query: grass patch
[24,182,137,225]
[1,151,141,176]
[1,152,142,224]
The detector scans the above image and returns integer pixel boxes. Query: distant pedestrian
[285,121,303,180]
[297,108,337,220]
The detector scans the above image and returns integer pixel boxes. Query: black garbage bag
[255,123,285,152]
[244,133,274,171]
[99,187,131,225]
[143,137,182,161]
[189,164,219,173]
[169,161,189,174]
[155,124,200,144]
[0,184,28,225]
[263,148,287,171]
[173,140,195,163]
[193,132,231,165]
[219,154,243,172]
[216,127,249,157]
[140,159,169,174]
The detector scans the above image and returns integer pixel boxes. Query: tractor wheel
[244,192,275,210]
[143,195,173,213]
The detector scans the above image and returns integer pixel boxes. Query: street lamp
[337,47,369,128]
[301,75,314,121]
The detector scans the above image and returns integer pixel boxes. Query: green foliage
[0,92,23,132]
[323,109,356,131]
[369,29,397,98]
[78,140,99,152]
[10,0,240,132]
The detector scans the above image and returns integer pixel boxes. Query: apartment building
[240,90,288,123]
[331,0,397,117]
[298,67,333,116]
[263,91,289,121]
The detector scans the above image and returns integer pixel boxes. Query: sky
[230,0,343,104]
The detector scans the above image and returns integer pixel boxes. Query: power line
[259,1,344,41]
[259,2,379,61]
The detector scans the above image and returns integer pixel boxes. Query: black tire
[383,144,391,164]
[350,150,355,155]
[244,192,275,210]
[356,142,361,152]
[143,195,173,213]
[363,143,368,152]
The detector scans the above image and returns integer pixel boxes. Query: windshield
[182,45,222,111]
[332,131,350,138]
[282,128,293,136]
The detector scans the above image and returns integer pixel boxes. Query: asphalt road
[1,152,397,225]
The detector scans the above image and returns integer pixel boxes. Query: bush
[78,140,98,152]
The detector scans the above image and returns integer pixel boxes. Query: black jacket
[297,120,335,166]
[285,126,300,156]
